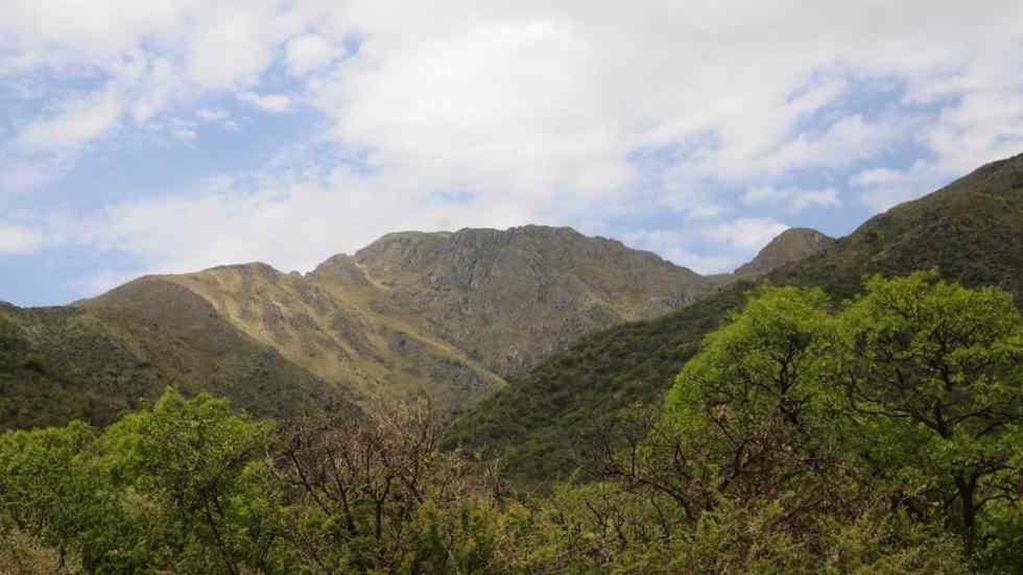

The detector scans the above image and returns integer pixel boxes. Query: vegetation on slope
[446,284,750,480]
[1,281,356,430]
[6,273,1021,573]
[448,153,1023,481]
[778,153,1023,299]
[96,265,505,415]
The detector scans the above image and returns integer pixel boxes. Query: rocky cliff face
[325,225,713,374]
[734,228,833,280]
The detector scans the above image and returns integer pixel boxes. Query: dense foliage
[657,273,1023,570]
[4,272,1023,573]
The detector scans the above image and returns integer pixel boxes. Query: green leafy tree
[663,286,838,502]
[0,422,98,571]
[96,388,278,573]
[834,272,1023,556]
[659,272,1023,571]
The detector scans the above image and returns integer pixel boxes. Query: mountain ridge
[4,222,826,428]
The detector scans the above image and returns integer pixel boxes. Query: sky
[1,1,1022,306]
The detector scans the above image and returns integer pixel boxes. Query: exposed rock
[322,225,715,375]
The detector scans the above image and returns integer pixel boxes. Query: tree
[657,272,1023,570]
[0,421,99,571]
[96,388,278,573]
[834,272,1023,553]
[663,286,838,502]
[275,399,505,573]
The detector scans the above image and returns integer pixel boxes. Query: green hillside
[447,153,1023,481]
[0,279,356,430]
[780,154,1023,299]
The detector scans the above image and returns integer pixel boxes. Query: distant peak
[350,225,597,263]
[771,227,831,243]
[734,227,833,280]
[199,261,283,277]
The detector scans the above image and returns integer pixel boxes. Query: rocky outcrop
[319,225,714,375]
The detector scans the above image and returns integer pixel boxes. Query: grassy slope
[156,263,506,414]
[1,278,357,430]
[446,287,749,480]
[447,153,1023,482]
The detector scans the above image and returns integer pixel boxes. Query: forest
[3,271,1023,574]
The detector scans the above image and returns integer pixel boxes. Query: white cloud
[843,86,1023,212]
[1,0,194,63]
[704,218,790,252]
[17,88,121,152]
[622,229,736,273]
[239,92,293,113]
[850,161,948,212]
[755,114,902,177]
[925,89,1023,175]
[196,108,230,122]
[186,9,290,90]
[743,186,841,213]
[285,33,335,76]
[0,159,61,192]
[0,223,43,255]
[126,57,185,123]
[68,166,538,280]
[314,17,631,200]
[623,217,789,275]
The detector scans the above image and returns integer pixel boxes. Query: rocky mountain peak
[734,228,833,280]
[314,225,714,375]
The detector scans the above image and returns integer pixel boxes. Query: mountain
[2,224,750,428]
[733,227,833,279]
[447,153,1023,481]
[343,225,712,374]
